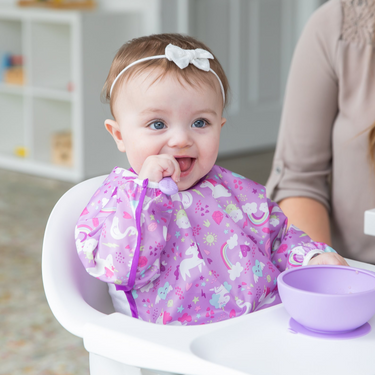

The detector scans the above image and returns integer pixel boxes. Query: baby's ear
[105,119,126,153]
[221,117,226,128]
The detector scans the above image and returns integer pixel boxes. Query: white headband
[109,43,225,103]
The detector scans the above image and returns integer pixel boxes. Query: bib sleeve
[75,168,174,292]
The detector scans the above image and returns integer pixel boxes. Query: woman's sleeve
[268,199,335,271]
[266,1,342,212]
[75,168,173,291]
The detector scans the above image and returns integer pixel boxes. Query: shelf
[0,83,73,101]
[32,97,72,164]
[0,92,25,156]
[30,21,72,91]
[0,153,80,181]
[0,84,74,102]
[31,87,74,101]
[0,83,25,95]
[0,6,144,181]
[0,18,22,55]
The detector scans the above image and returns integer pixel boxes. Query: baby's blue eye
[150,121,166,130]
[192,119,206,128]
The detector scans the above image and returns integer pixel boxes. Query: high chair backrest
[42,175,115,338]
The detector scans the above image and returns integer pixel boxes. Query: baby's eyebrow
[140,108,168,115]
[193,109,219,116]
[139,107,219,116]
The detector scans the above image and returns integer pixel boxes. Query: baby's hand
[138,154,181,183]
[308,252,349,266]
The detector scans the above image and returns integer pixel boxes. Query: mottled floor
[0,149,274,375]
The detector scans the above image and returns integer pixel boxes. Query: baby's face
[107,69,226,191]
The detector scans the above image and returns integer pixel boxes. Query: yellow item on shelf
[14,146,28,158]
[4,67,24,85]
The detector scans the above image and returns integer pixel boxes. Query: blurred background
[0,0,326,374]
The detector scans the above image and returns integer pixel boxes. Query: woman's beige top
[266,0,375,263]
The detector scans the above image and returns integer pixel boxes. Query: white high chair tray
[84,259,375,375]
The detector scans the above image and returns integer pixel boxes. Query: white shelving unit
[0,5,145,182]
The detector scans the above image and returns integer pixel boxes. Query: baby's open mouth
[176,157,196,174]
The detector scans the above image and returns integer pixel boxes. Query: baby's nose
[168,128,193,148]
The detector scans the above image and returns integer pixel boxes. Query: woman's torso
[331,0,375,262]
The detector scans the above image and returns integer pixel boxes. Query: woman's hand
[308,252,349,266]
[138,154,181,183]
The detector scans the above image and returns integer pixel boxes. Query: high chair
[42,176,375,375]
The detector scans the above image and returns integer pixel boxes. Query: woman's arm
[267,198,346,270]
[277,197,348,265]
[266,2,342,242]
[279,197,331,245]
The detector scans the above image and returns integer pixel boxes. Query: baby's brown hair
[102,33,229,118]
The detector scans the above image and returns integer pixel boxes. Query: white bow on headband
[109,43,225,103]
[165,44,213,71]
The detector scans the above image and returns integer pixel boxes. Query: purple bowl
[277,266,375,333]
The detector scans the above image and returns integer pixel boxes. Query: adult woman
[266,0,375,263]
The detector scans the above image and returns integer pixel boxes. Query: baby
[75,33,347,325]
